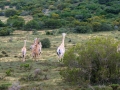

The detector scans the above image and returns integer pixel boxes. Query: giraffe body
[57,33,66,61]
[21,40,27,62]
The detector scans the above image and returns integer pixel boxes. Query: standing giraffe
[32,38,42,61]
[30,38,37,51]
[57,33,66,61]
[30,38,42,58]
[38,42,42,55]
[21,40,27,62]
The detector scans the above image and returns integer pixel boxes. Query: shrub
[60,37,120,85]
[7,16,25,29]
[100,23,113,31]
[0,27,13,36]
[74,25,92,33]
[20,63,31,71]
[92,22,101,32]
[0,11,5,16]
[5,9,18,17]
[44,19,62,29]
[24,19,40,30]
[41,38,51,48]
[45,31,53,35]
[6,69,12,76]
[105,7,120,14]
[20,11,30,16]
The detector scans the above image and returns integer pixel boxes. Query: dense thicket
[0,0,119,34]
[60,37,120,85]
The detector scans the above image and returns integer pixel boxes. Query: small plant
[5,69,12,76]
[20,63,31,70]
[45,31,53,35]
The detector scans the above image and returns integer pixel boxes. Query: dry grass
[0,30,120,90]
[0,16,8,23]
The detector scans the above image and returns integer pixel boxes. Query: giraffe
[32,38,42,61]
[39,41,42,55]
[21,40,27,62]
[57,33,66,61]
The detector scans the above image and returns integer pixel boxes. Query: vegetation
[61,37,120,85]
[5,9,18,17]
[0,0,120,89]
[7,15,25,29]
[0,83,11,90]
[0,30,120,89]
[0,0,119,34]
[0,27,13,36]
[41,38,51,48]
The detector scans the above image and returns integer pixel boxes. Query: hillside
[0,0,119,34]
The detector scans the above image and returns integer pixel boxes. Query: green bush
[100,23,113,31]
[24,19,40,30]
[5,9,18,17]
[60,37,120,85]
[0,11,5,16]
[5,69,12,76]
[7,16,25,29]
[45,31,54,35]
[0,27,13,36]
[44,19,63,29]
[41,38,51,48]
[20,63,31,70]
[74,25,92,33]
[105,7,120,14]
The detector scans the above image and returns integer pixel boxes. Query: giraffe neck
[24,40,26,47]
[61,35,65,47]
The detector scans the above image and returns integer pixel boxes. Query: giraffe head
[62,33,66,37]
[24,40,27,43]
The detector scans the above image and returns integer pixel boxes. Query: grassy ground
[0,30,120,90]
